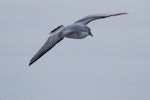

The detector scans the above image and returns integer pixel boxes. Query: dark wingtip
[121,12,128,15]
[28,61,33,66]
[113,12,128,16]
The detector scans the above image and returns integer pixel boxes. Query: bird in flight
[29,12,127,66]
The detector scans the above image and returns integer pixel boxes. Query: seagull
[29,12,127,66]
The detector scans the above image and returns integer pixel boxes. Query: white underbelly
[65,32,88,39]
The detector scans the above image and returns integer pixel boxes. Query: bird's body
[29,13,127,66]
[64,24,92,39]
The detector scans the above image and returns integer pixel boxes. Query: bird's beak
[89,32,93,37]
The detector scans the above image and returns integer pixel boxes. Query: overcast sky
[0,0,150,100]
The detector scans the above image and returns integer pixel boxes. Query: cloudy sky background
[0,0,150,100]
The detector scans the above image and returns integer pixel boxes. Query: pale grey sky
[0,0,150,100]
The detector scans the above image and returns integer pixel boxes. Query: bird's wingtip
[115,12,128,15]
[109,12,128,17]
[121,12,128,14]
[28,61,33,66]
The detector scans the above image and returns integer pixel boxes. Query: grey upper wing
[49,25,64,34]
[29,31,64,66]
[75,12,127,25]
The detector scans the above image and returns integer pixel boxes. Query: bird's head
[83,26,93,37]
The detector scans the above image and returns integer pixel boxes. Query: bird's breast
[65,32,88,39]
[64,24,88,39]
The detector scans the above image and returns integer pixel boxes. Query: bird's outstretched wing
[75,12,128,25]
[49,25,64,34]
[29,31,64,66]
